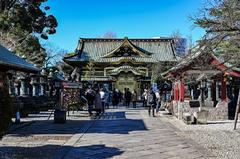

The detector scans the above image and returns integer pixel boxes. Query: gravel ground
[161,116,240,159]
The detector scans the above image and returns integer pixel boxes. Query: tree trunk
[233,91,240,130]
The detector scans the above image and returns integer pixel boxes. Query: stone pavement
[0,107,215,159]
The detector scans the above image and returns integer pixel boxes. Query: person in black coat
[112,88,119,108]
[125,88,132,108]
[85,88,95,116]
[147,89,157,117]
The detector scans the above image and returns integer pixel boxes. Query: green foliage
[0,72,12,138]
[192,0,240,66]
[0,0,58,67]
[85,60,95,79]
[151,62,175,83]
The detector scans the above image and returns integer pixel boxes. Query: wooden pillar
[216,81,220,101]
[221,78,227,101]
[174,82,178,101]
[177,79,184,120]
[212,80,217,106]
[180,81,185,102]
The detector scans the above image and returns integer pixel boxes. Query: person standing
[94,89,102,116]
[112,88,119,108]
[125,88,132,108]
[123,88,127,106]
[155,90,161,112]
[147,89,157,117]
[118,90,123,104]
[105,89,110,109]
[85,88,95,116]
[132,90,137,108]
[142,89,148,107]
[99,88,105,113]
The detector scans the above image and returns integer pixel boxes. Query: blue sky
[45,0,206,52]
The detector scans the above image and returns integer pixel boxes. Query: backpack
[148,94,154,104]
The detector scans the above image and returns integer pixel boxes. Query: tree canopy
[0,0,58,67]
[192,0,240,66]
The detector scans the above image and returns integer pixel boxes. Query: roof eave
[0,62,40,73]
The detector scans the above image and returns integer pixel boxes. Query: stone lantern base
[193,110,208,124]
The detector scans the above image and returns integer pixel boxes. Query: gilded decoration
[64,37,177,92]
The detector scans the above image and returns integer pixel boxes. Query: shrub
[0,72,13,138]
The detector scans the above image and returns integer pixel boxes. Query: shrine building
[64,37,178,93]
[162,47,240,121]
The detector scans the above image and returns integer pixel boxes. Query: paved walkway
[0,107,215,159]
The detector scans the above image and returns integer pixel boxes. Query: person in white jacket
[142,89,148,107]
[155,90,161,112]
[99,88,106,113]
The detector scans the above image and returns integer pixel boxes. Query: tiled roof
[64,38,177,63]
[163,47,205,74]
[0,44,40,73]
[162,46,240,77]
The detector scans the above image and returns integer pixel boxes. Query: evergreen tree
[192,0,240,66]
[0,0,58,67]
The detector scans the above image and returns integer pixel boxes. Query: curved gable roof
[73,37,177,63]
[102,37,151,58]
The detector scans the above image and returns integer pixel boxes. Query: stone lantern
[199,79,206,111]
[53,71,66,124]
[47,69,54,97]
[30,74,39,96]
[39,68,47,96]
[7,72,15,96]
[18,72,29,97]
[14,79,20,96]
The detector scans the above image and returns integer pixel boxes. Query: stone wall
[172,100,229,121]
[207,101,228,120]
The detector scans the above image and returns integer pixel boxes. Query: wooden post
[199,81,204,111]
[221,78,227,101]
[233,91,240,130]
[180,81,184,102]
[174,82,179,101]
[177,79,185,119]
[212,80,217,106]
[216,81,220,101]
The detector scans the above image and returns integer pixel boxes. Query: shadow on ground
[0,144,124,159]
[7,111,148,136]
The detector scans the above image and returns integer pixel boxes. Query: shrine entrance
[115,72,137,93]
